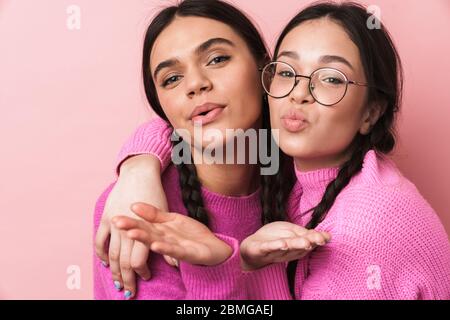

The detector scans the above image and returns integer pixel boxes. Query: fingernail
[114,281,123,291]
[124,290,133,300]
[101,261,109,267]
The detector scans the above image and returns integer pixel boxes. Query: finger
[108,227,123,291]
[163,255,179,267]
[115,217,164,242]
[321,231,332,243]
[259,239,289,254]
[131,202,176,223]
[304,231,328,246]
[127,229,155,247]
[95,220,111,266]
[150,241,186,262]
[290,224,312,237]
[120,237,136,300]
[112,216,141,231]
[130,241,152,280]
[288,237,315,251]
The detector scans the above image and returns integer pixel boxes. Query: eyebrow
[153,37,235,79]
[277,50,300,60]
[277,51,354,70]
[195,37,235,55]
[153,58,179,79]
[319,55,354,70]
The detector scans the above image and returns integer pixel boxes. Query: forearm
[117,154,168,212]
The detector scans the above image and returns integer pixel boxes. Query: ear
[359,101,387,135]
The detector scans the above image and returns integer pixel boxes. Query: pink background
[0,0,449,299]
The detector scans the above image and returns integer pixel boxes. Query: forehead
[150,16,244,65]
[278,18,360,66]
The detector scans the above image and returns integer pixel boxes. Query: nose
[185,67,213,98]
[290,76,314,105]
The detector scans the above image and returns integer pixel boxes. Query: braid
[261,174,272,225]
[276,152,296,219]
[172,139,209,226]
[288,134,372,297]
[305,135,371,229]
[260,96,296,225]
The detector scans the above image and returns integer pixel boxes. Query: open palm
[240,221,331,270]
[112,202,232,266]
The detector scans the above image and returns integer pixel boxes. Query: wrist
[239,245,266,271]
[204,239,233,266]
[120,154,161,176]
[239,251,256,271]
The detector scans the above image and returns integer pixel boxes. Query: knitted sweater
[290,152,450,299]
[101,117,450,299]
[93,166,291,300]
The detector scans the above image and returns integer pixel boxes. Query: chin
[278,136,313,158]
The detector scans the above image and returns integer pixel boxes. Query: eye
[277,70,295,78]
[207,55,231,66]
[323,77,344,85]
[162,75,182,87]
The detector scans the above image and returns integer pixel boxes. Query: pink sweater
[105,117,450,300]
[93,166,291,300]
[291,155,450,299]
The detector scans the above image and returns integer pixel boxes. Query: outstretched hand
[112,203,233,267]
[240,221,331,271]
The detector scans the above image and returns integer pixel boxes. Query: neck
[195,162,260,196]
[191,130,261,196]
[189,116,263,196]
[294,149,351,172]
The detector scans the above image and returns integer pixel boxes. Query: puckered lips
[190,102,227,125]
[280,109,309,133]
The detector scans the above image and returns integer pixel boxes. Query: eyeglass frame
[260,61,371,107]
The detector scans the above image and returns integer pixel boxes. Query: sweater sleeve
[93,186,247,300]
[179,233,247,300]
[116,116,173,175]
[93,182,117,300]
[296,186,450,300]
[243,262,292,300]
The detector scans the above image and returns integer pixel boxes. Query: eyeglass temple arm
[348,80,370,87]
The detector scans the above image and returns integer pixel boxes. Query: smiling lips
[281,110,309,132]
[190,103,226,125]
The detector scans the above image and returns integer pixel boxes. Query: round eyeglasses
[261,61,370,106]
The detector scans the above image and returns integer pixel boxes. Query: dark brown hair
[275,1,403,297]
[142,0,295,226]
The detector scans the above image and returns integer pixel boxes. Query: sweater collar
[294,163,340,198]
[293,150,380,212]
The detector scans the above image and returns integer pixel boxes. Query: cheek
[268,97,363,158]
[157,92,186,129]
[217,65,262,128]
[312,102,364,153]
[268,98,282,130]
